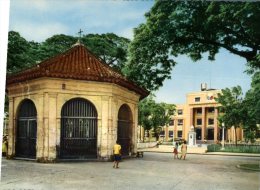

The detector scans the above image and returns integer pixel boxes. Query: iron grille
[60,98,97,159]
[16,99,37,159]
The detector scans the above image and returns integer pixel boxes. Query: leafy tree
[82,33,130,71]
[7,31,31,73]
[7,31,130,74]
[38,34,77,61]
[138,95,175,141]
[127,1,260,91]
[215,86,244,146]
[242,72,260,142]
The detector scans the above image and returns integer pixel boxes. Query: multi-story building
[162,84,244,144]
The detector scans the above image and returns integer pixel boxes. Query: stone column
[36,94,44,160]
[107,96,114,159]
[47,93,58,161]
[7,98,14,157]
[100,96,110,159]
[165,126,169,141]
[133,104,138,154]
[41,92,50,161]
[214,107,218,142]
[182,119,186,141]
[190,108,193,126]
[174,119,177,139]
[201,107,206,141]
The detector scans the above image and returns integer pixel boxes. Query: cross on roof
[78,29,83,41]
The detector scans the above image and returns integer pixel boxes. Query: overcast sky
[7,0,252,104]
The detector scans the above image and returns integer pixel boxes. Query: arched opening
[117,104,133,156]
[16,99,37,159]
[60,98,98,159]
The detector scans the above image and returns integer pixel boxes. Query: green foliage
[6,31,130,74]
[82,33,130,71]
[126,1,260,91]
[207,144,260,153]
[7,31,31,73]
[242,72,260,142]
[138,95,175,140]
[207,144,221,152]
[215,86,244,146]
[216,83,260,145]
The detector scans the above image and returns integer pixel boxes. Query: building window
[196,118,202,125]
[208,118,214,125]
[169,130,173,137]
[207,128,214,140]
[169,120,174,126]
[196,108,202,114]
[177,130,182,138]
[208,107,215,113]
[177,119,183,126]
[177,109,183,115]
[195,97,200,102]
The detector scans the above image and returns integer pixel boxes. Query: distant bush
[207,144,260,153]
[207,144,221,152]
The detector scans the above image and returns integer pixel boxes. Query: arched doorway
[60,98,98,159]
[16,99,37,159]
[117,104,133,156]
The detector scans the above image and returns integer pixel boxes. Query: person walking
[180,140,187,160]
[113,140,121,168]
[173,142,179,159]
[2,135,8,157]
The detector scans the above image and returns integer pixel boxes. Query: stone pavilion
[6,42,148,162]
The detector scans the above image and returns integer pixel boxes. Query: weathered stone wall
[7,77,140,162]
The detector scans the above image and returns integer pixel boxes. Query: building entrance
[60,98,97,159]
[16,99,37,159]
[117,104,132,156]
[195,128,202,140]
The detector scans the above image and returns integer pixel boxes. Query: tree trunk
[234,126,237,146]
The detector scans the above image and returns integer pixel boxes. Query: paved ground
[1,153,259,190]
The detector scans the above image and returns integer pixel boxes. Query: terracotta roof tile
[6,43,149,99]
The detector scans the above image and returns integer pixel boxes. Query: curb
[237,164,260,171]
[139,150,260,157]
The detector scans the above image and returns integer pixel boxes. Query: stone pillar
[43,92,49,161]
[107,97,115,159]
[174,119,177,139]
[133,104,138,154]
[201,107,206,141]
[190,108,193,126]
[182,119,186,141]
[100,96,110,159]
[7,98,15,158]
[214,107,218,142]
[165,126,169,141]
[36,94,44,160]
[47,93,58,161]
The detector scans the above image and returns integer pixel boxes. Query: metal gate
[16,99,37,159]
[117,104,132,156]
[60,98,97,159]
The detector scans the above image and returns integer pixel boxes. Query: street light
[221,123,225,150]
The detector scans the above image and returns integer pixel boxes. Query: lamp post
[221,123,225,150]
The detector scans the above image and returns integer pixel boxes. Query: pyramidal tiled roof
[6,43,149,99]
